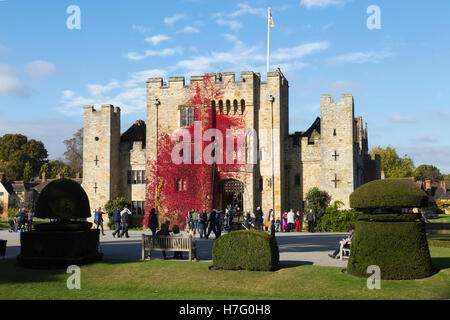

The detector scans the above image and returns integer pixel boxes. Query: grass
[0,246,449,300]
[428,214,450,224]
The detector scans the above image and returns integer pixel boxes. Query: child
[275,219,281,232]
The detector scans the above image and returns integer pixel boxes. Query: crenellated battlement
[320,94,354,108]
[83,104,121,116]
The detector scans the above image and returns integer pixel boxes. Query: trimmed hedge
[319,209,361,232]
[427,238,450,248]
[347,221,433,280]
[350,179,428,212]
[35,179,91,219]
[357,213,421,222]
[212,230,279,271]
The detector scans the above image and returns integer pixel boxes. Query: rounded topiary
[347,179,433,280]
[350,179,428,213]
[35,179,90,220]
[212,230,279,271]
[346,221,433,280]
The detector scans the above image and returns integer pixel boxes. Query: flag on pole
[269,8,275,27]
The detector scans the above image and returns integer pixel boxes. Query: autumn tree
[370,146,415,178]
[0,134,48,180]
[63,128,83,177]
[413,164,442,182]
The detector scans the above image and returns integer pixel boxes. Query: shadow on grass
[432,257,450,270]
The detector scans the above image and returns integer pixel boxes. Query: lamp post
[154,98,160,213]
[268,94,275,220]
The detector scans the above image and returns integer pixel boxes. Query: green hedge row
[347,221,433,280]
[319,208,361,232]
[427,238,450,248]
[212,230,279,271]
[357,213,421,222]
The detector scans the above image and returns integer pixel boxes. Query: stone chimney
[56,172,62,180]
[0,172,4,182]
[42,171,46,183]
[75,172,80,179]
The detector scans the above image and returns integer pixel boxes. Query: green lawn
[428,214,450,224]
[0,246,449,300]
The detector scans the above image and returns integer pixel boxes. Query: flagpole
[267,7,270,74]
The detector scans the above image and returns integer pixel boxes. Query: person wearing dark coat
[255,207,264,230]
[306,209,316,233]
[112,206,122,238]
[199,210,208,239]
[156,222,170,259]
[147,208,159,236]
[205,209,221,239]
[120,207,132,238]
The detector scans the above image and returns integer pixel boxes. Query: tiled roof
[120,120,146,144]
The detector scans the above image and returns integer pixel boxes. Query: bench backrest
[142,235,192,251]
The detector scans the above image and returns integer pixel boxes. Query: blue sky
[0,0,449,173]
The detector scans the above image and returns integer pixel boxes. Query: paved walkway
[0,230,349,267]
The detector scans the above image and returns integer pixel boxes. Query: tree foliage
[0,134,48,181]
[63,128,83,177]
[304,187,331,224]
[413,164,441,182]
[23,162,34,182]
[370,146,414,178]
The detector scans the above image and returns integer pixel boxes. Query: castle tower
[320,94,355,208]
[82,105,121,222]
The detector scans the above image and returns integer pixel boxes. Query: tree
[0,134,48,181]
[304,187,331,226]
[63,128,83,177]
[413,164,441,182]
[61,166,71,178]
[39,163,50,179]
[23,162,34,182]
[370,146,415,178]
[48,160,66,178]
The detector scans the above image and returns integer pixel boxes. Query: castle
[82,69,380,226]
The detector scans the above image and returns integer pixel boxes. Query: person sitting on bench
[156,221,170,260]
[329,226,355,259]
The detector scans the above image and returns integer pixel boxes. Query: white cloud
[164,13,187,26]
[0,45,8,54]
[330,51,393,65]
[132,24,152,33]
[58,69,167,116]
[300,0,351,9]
[410,136,437,143]
[26,60,56,78]
[216,19,243,31]
[0,74,29,97]
[428,107,450,121]
[87,80,120,96]
[387,114,417,123]
[178,26,200,34]
[272,42,330,61]
[144,34,171,45]
[125,47,182,61]
[230,3,266,18]
[398,146,450,174]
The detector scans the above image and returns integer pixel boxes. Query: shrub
[35,179,90,220]
[7,208,17,218]
[212,230,279,271]
[347,221,433,280]
[305,187,331,225]
[350,179,429,213]
[428,238,450,248]
[319,207,361,232]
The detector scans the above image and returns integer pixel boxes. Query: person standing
[206,209,220,239]
[306,209,316,233]
[264,209,271,231]
[192,209,199,235]
[148,208,159,236]
[282,212,288,232]
[94,207,106,236]
[26,211,34,232]
[255,207,263,230]
[287,209,296,232]
[199,209,207,239]
[295,211,302,232]
[120,206,132,238]
[112,206,122,238]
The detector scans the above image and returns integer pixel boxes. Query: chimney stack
[75,172,80,179]
[56,172,62,180]
[0,172,4,182]
[42,171,46,183]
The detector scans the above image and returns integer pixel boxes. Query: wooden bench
[340,241,351,261]
[141,234,197,261]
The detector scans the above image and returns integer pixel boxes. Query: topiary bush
[347,179,434,280]
[212,230,279,271]
[347,221,433,280]
[350,179,429,213]
[35,179,90,220]
[319,206,361,232]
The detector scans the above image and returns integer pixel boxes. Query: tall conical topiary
[347,179,433,280]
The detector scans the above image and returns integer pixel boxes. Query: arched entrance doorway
[219,179,244,212]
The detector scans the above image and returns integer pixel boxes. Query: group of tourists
[185,207,230,239]
[111,206,132,238]
[8,208,33,233]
